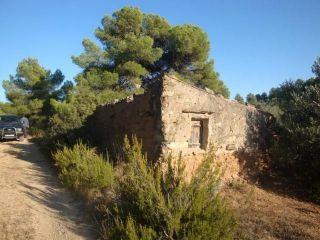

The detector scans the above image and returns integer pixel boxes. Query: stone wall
[85,82,163,161]
[86,75,271,170]
[160,75,270,159]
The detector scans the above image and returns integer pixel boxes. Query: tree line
[235,57,320,202]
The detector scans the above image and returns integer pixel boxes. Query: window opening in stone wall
[189,119,208,149]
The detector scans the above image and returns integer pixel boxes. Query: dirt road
[0,140,94,240]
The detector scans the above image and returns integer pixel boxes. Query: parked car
[0,115,24,141]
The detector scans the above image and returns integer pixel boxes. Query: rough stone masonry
[87,75,271,177]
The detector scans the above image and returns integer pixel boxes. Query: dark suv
[0,115,24,141]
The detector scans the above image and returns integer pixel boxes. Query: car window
[0,116,20,123]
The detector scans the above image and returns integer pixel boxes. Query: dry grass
[222,180,320,240]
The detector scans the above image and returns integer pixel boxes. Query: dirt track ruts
[0,140,94,240]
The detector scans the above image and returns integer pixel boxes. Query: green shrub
[53,141,114,192]
[269,83,320,202]
[98,137,236,239]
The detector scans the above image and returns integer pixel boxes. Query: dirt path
[0,140,95,240]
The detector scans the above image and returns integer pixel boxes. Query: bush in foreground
[53,141,114,192]
[98,137,236,239]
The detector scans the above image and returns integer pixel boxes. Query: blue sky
[0,0,319,102]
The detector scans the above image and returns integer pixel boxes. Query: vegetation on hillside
[246,57,320,202]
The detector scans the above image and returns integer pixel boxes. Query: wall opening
[189,118,208,149]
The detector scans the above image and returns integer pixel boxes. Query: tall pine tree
[72,7,229,97]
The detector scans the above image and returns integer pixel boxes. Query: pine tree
[72,7,229,97]
[234,93,244,104]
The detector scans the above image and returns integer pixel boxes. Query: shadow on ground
[1,140,95,239]
[235,149,311,202]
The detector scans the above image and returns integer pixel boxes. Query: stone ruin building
[87,75,271,178]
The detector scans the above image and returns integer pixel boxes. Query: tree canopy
[234,93,244,104]
[246,93,258,105]
[1,58,72,130]
[47,6,230,136]
[72,6,229,97]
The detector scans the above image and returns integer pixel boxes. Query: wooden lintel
[182,110,214,114]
